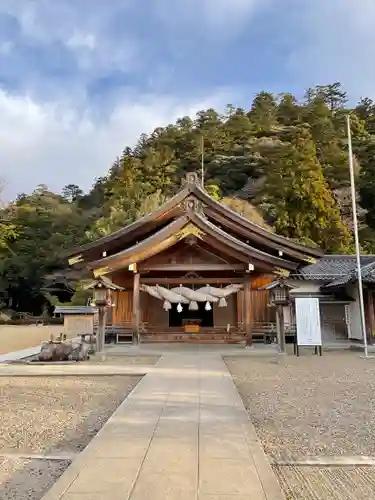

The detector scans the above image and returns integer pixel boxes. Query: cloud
[0,1,259,200]
[155,0,266,39]
[1,0,374,202]
[0,87,235,201]
[286,0,375,100]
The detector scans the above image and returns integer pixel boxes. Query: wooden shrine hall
[67,173,323,344]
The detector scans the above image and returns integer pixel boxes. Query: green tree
[355,97,375,135]
[358,138,375,229]
[62,184,84,202]
[277,93,300,125]
[0,187,90,313]
[316,82,348,111]
[259,127,353,252]
[249,92,278,130]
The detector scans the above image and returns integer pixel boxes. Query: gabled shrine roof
[68,172,323,276]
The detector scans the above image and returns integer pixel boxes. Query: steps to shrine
[141,332,246,344]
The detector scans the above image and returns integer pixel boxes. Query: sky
[0,0,374,200]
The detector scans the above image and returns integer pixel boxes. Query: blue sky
[0,0,374,200]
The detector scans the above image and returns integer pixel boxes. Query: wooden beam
[138,264,246,272]
[244,274,252,346]
[132,272,140,345]
[140,277,244,285]
[276,305,286,353]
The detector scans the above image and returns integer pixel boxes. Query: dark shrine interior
[169,302,214,327]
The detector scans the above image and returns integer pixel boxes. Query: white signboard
[295,298,322,346]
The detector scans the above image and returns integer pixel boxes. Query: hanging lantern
[189,301,199,311]
[93,285,108,306]
[269,282,290,305]
[163,300,172,311]
[219,297,227,308]
[177,303,183,313]
[205,301,211,311]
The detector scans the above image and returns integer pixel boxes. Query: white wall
[346,284,362,340]
[287,279,322,294]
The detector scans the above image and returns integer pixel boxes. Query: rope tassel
[163,300,172,311]
[189,301,199,311]
[219,297,227,308]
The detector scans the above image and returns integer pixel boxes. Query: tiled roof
[293,255,375,289]
[258,255,375,292]
[297,255,375,282]
[324,259,375,288]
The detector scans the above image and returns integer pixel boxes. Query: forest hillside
[2,82,375,314]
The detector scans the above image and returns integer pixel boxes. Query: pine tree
[305,96,349,186]
[316,82,348,111]
[355,98,375,135]
[259,127,353,253]
[358,138,375,229]
[249,92,278,130]
[277,93,300,125]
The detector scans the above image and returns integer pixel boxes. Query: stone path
[41,353,285,500]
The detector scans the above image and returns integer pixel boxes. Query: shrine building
[67,173,323,344]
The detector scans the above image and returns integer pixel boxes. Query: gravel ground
[0,458,69,500]
[274,466,375,500]
[225,352,375,460]
[0,375,140,454]
[225,352,375,499]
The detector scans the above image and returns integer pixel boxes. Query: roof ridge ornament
[182,172,199,186]
[183,195,203,215]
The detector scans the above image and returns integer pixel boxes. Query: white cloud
[286,0,375,100]
[67,32,96,51]
[201,0,264,27]
[7,0,375,203]
[0,88,235,200]
[155,0,265,36]
[0,1,253,200]
[0,1,137,76]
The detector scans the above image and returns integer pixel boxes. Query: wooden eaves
[68,173,323,267]
[89,212,299,278]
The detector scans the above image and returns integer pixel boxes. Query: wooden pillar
[132,272,140,345]
[96,306,106,353]
[276,305,286,354]
[368,290,375,345]
[244,275,252,346]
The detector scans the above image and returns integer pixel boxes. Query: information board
[295,297,322,346]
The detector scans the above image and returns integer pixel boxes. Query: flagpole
[347,114,368,357]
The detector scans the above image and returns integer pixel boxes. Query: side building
[269,255,375,344]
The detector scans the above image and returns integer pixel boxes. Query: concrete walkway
[42,353,285,500]
[0,344,42,363]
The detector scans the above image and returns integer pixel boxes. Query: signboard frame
[294,297,322,356]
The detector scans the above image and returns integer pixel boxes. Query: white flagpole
[347,114,368,357]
